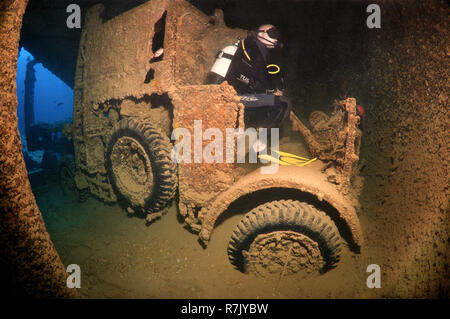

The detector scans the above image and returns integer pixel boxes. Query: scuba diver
[208,24,290,152]
[226,24,283,95]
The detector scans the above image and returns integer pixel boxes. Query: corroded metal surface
[73,0,245,205]
[170,82,244,225]
[290,98,362,194]
[308,98,361,193]
[73,1,174,203]
[0,0,77,298]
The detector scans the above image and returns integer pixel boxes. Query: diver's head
[256,24,283,49]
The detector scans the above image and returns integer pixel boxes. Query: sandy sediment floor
[37,184,372,299]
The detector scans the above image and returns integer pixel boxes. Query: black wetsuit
[225,34,290,129]
[225,34,277,94]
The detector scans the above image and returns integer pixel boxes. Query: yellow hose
[266,64,280,74]
[242,40,251,61]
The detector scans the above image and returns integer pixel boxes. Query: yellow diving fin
[295,157,317,166]
[272,150,310,161]
[258,150,317,167]
[258,154,291,166]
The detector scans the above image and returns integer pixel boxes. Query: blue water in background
[16,47,73,138]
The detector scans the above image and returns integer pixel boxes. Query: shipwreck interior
[0,0,448,299]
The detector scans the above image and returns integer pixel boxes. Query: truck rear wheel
[106,118,177,214]
[227,199,342,277]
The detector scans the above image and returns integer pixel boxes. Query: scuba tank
[207,38,240,84]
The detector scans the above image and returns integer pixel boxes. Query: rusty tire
[106,117,177,214]
[228,200,342,276]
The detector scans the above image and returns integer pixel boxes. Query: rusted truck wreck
[71,0,363,277]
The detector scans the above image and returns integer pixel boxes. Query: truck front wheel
[227,200,342,277]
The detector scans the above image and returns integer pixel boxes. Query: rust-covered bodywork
[169,83,245,226]
[73,0,245,202]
